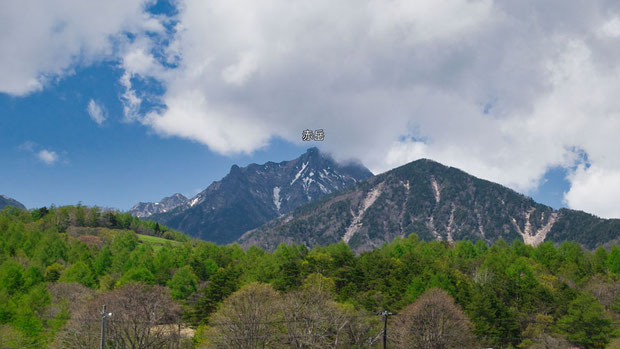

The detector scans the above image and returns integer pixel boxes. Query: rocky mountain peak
[129,193,188,218]
[239,158,620,253]
[141,148,373,244]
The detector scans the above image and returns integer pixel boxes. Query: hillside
[0,205,618,348]
[145,148,373,244]
[239,159,620,252]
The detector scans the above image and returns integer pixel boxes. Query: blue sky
[0,61,307,210]
[2,0,620,217]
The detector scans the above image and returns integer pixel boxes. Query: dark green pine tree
[272,244,304,291]
[558,294,613,349]
[467,285,520,348]
[189,266,240,325]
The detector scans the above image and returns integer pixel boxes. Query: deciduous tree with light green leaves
[168,265,198,300]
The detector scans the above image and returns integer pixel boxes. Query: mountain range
[129,149,620,251]
[0,195,25,211]
[239,159,620,252]
[132,148,373,243]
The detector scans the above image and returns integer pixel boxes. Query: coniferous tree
[558,294,613,348]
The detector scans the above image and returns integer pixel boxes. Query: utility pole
[100,304,112,349]
[380,310,393,349]
[177,320,181,349]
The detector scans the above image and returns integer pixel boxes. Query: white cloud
[599,17,620,38]
[129,0,620,217]
[143,90,270,154]
[221,52,259,86]
[117,34,171,121]
[0,0,159,95]
[87,99,107,125]
[367,0,493,43]
[37,149,59,165]
[119,72,143,122]
[565,164,620,218]
[6,0,620,218]
[18,141,64,165]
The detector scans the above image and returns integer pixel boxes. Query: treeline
[30,204,188,242]
[0,205,619,348]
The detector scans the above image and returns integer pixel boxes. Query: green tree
[60,261,96,288]
[191,267,240,325]
[167,265,198,300]
[607,246,620,274]
[44,263,64,282]
[93,245,112,276]
[22,266,43,289]
[273,244,305,291]
[0,260,24,295]
[13,284,50,337]
[0,290,16,323]
[33,232,67,266]
[118,266,155,285]
[558,293,613,348]
[592,247,608,274]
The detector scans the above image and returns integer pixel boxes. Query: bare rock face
[136,148,373,244]
[240,159,620,253]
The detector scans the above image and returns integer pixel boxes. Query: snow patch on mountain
[302,176,314,193]
[189,196,201,207]
[317,182,330,194]
[290,162,308,185]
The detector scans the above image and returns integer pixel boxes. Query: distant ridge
[239,158,620,252]
[0,195,26,210]
[130,193,188,218]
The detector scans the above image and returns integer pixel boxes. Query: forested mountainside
[144,147,373,244]
[240,159,620,253]
[0,194,25,210]
[0,205,619,348]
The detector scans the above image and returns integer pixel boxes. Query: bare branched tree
[204,282,283,349]
[200,275,378,349]
[280,274,377,349]
[335,303,380,348]
[391,288,477,349]
[48,281,95,315]
[586,275,620,310]
[199,274,378,349]
[282,286,348,348]
[104,283,182,348]
[48,282,97,349]
[54,283,182,349]
[519,314,572,349]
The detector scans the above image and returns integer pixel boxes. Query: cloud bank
[5,0,620,218]
[0,0,158,95]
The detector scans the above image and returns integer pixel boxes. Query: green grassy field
[137,234,181,250]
